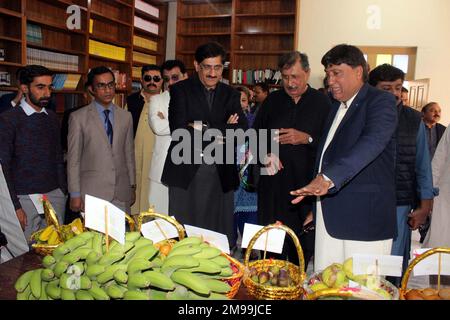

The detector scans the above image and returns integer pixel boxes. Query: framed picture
[0,48,5,61]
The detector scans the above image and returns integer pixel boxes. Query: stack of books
[134,16,158,35]
[27,47,79,72]
[135,0,159,18]
[232,69,282,85]
[133,35,157,52]
[52,74,82,90]
[89,40,126,61]
[27,23,42,44]
[133,51,156,65]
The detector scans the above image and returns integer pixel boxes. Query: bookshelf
[0,0,168,112]
[176,0,299,87]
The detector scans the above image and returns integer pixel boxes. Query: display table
[0,251,252,300]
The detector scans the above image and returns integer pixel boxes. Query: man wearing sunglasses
[126,65,163,216]
[67,66,136,214]
[161,43,247,245]
[148,60,188,214]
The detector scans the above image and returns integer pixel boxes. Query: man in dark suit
[161,42,247,244]
[290,44,398,271]
[421,102,446,159]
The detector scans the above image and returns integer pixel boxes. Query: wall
[298,0,450,124]
[165,1,177,60]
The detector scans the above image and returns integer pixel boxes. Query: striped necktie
[104,109,113,145]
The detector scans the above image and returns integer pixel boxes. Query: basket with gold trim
[243,223,306,300]
[400,247,450,300]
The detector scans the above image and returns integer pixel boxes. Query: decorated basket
[220,252,244,299]
[400,247,450,300]
[304,272,399,300]
[243,223,306,300]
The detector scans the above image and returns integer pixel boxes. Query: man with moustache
[161,42,247,243]
[0,65,67,242]
[422,102,446,159]
[127,65,163,215]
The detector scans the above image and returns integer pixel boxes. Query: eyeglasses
[95,81,115,90]
[163,74,181,82]
[143,75,162,82]
[199,63,224,72]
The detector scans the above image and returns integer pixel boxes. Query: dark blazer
[317,83,398,241]
[161,76,248,192]
[436,122,446,144]
[126,91,145,137]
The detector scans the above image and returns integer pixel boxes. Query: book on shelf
[53,93,81,113]
[134,16,159,35]
[89,19,94,34]
[232,69,282,85]
[133,35,157,52]
[132,66,141,79]
[135,0,159,18]
[26,23,42,44]
[89,40,126,61]
[0,72,11,86]
[52,74,82,90]
[0,48,4,61]
[113,93,126,108]
[27,47,79,72]
[133,51,156,65]
[112,70,127,90]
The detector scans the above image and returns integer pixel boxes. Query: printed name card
[352,254,403,277]
[84,194,125,244]
[141,216,179,243]
[184,225,230,254]
[412,248,450,276]
[29,194,44,214]
[241,223,286,254]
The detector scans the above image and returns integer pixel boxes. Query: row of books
[132,67,141,79]
[133,35,157,52]
[89,40,126,62]
[232,69,282,85]
[133,51,156,65]
[135,0,159,18]
[134,16,158,35]
[113,93,126,109]
[0,72,11,86]
[54,93,82,114]
[27,47,79,72]
[52,74,82,90]
[26,23,42,44]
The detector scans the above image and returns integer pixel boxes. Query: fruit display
[31,218,84,246]
[15,233,240,300]
[305,258,398,300]
[247,265,294,288]
[404,287,450,300]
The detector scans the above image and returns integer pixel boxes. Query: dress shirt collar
[20,98,48,116]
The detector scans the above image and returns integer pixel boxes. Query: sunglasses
[143,75,162,82]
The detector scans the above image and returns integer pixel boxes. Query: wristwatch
[308,136,313,144]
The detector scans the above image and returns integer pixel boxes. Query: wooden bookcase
[176,0,299,87]
[0,0,168,112]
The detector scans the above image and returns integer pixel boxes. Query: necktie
[104,109,113,145]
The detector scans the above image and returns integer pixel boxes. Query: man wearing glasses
[127,65,163,216]
[161,42,247,244]
[148,60,188,214]
[67,66,136,214]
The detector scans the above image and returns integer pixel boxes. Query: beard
[29,92,50,108]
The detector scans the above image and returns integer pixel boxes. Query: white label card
[352,254,403,277]
[29,194,44,214]
[84,194,125,244]
[184,225,230,254]
[141,216,179,243]
[412,248,450,276]
[241,223,286,254]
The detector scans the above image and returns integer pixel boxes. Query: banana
[16,285,31,300]
[88,282,110,300]
[46,280,61,299]
[161,255,199,273]
[127,258,152,274]
[203,278,231,293]
[188,291,229,300]
[67,262,85,275]
[60,288,76,300]
[39,281,48,300]
[219,266,233,277]
[192,247,222,259]
[142,270,175,291]
[76,231,95,242]
[210,255,230,268]
[70,247,93,260]
[133,245,159,261]
[171,270,210,296]
[96,264,127,284]
[125,231,142,243]
[39,225,55,241]
[61,252,81,264]
[148,288,168,300]
[30,269,43,299]
[171,236,202,250]
[59,273,75,290]
[92,232,104,255]
[53,261,70,278]
[86,264,106,279]
[79,275,92,290]
[123,290,149,300]
[98,251,124,266]
[47,229,61,245]
[76,290,94,300]
[185,258,222,274]
[151,257,163,267]
[52,244,70,260]
[133,237,153,249]
[106,284,127,299]
[128,273,151,290]
[113,269,128,284]
[42,255,56,269]
[167,244,202,258]
[86,251,101,265]
[14,270,35,293]
[64,236,88,252]
[41,268,55,281]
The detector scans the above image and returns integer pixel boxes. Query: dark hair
[278,51,310,71]
[254,82,269,93]
[235,85,251,100]
[19,65,53,85]
[141,64,161,78]
[368,63,404,86]
[86,66,115,87]
[421,102,438,113]
[161,60,186,74]
[321,44,368,82]
[194,42,226,64]
[402,86,408,93]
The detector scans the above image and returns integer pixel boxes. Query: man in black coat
[421,102,446,159]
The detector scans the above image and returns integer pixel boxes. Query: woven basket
[400,247,450,300]
[243,223,306,300]
[220,253,244,299]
